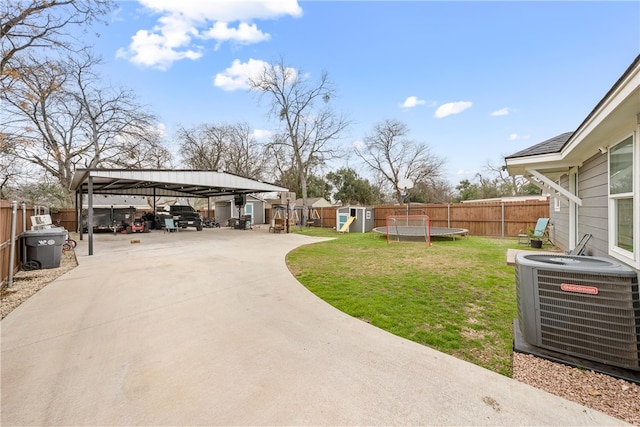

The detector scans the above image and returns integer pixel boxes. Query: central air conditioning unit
[515,253,640,371]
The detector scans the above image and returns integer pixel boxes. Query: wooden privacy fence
[1,201,34,287]
[2,199,549,286]
[1,201,77,287]
[268,199,550,237]
[373,200,550,237]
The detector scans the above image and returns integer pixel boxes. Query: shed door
[338,213,349,231]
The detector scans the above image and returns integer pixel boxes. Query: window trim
[608,132,639,268]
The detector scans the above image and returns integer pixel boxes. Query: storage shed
[214,194,266,226]
[336,206,375,233]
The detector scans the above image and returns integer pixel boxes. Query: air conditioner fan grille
[536,269,640,369]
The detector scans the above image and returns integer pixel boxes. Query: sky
[86,0,640,187]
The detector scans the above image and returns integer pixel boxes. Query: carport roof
[71,168,288,198]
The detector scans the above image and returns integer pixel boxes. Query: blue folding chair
[164,218,178,232]
[519,218,550,245]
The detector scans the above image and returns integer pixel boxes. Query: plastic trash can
[20,228,67,269]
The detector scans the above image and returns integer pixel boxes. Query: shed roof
[71,169,288,198]
[293,197,332,208]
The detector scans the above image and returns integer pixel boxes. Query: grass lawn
[286,228,539,377]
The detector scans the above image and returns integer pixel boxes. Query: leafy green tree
[408,180,453,203]
[326,167,378,205]
[275,168,331,200]
[454,179,479,202]
[17,180,68,209]
[454,159,543,202]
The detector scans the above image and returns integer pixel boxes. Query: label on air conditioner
[560,283,598,295]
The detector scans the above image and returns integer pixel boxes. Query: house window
[608,135,636,264]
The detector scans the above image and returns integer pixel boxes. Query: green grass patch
[287,228,535,377]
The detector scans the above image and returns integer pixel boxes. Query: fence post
[501,201,505,238]
[7,201,18,288]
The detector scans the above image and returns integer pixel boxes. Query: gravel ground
[513,353,639,425]
[1,248,78,320]
[1,250,639,425]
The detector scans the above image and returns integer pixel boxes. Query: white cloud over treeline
[400,96,426,109]
[434,101,472,118]
[117,0,302,70]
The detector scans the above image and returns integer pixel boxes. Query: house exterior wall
[550,152,611,258]
[577,152,609,257]
[550,175,569,251]
[214,201,232,226]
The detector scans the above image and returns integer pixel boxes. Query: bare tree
[178,122,272,180]
[110,129,173,169]
[178,124,227,170]
[224,123,270,179]
[0,133,24,199]
[1,52,159,205]
[248,58,349,215]
[484,159,540,196]
[67,52,159,168]
[1,0,113,75]
[355,119,446,203]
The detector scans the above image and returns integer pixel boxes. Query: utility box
[20,228,67,269]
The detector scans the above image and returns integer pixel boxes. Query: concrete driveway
[1,227,628,425]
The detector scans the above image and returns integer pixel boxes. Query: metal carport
[70,168,288,255]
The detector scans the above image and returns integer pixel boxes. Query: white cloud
[138,0,302,22]
[213,58,268,91]
[116,28,202,70]
[202,22,270,49]
[400,96,426,109]
[252,129,274,141]
[352,139,365,150]
[509,133,530,141]
[118,1,302,69]
[434,101,472,118]
[156,122,167,138]
[491,107,510,116]
[214,58,298,91]
[457,168,478,176]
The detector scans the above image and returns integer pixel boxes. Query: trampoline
[373,226,469,239]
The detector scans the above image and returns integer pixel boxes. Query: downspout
[21,202,26,265]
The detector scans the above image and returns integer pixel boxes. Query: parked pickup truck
[168,205,203,231]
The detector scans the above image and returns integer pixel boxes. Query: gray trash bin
[20,228,67,269]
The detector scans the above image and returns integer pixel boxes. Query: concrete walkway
[1,228,628,425]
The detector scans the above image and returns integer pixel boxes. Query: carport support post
[286,198,290,234]
[88,176,94,256]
